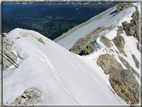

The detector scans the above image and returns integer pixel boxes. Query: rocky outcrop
[79,44,95,56]
[97,54,140,104]
[70,26,106,55]
[113,34,127,56]
[119,56,139,78]
[97,54,123,75]
[110,69,139,104]
[100,36,112,47]
[70,26,115,55]
[132,54,140,69]
[11,87,41,106]
[115,3,134,15]
[1,34,17,70]
[122,6,140,42]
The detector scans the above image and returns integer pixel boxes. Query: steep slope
[55,2,141,105]
[55,3,140,50]
[3,28,127,106]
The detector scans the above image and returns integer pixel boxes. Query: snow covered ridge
[3,28,128,106]
[55,2,141,105]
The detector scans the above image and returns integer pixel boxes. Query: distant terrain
[2,2,116,40]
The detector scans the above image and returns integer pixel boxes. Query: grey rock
[97,53,123,75]
[113,34,127,56]
[115,3,134,15]
[70,26,107,55]
[110,69,139,104]
[12,87,41,106]
[122,7,140,42]
[132,54,140,69]
[2,35,17,70]
[97,54,140,104]
[79,44,95,56]
[119,56,139,78]
[100,36,112,47]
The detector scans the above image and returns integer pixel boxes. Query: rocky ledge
[1,34,17,70]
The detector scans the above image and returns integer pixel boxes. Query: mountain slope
[2,2,141,106]
[55,2,141,105]
[3,28,127,105]
[55,3,139,50]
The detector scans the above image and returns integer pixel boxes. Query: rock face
[119,56,139,78]
[70,26,115,55]
[1,34,17,70]
[115,3,134,15]
[100,36,112,47]
[79,44,95,56]
[97,54,123,75]
[110,69,139,104]
[113,34,126,56]
[97,54,140,104]
[122,6,140,42]
[70,26,107,55]
[11,87,41,106]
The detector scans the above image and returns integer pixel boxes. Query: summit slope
[3,28,126,105]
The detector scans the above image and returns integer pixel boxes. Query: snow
[3,3,141,106]
[3,28,127,105]
[56,5,136,50]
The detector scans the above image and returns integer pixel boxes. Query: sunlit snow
[3,28,127,105]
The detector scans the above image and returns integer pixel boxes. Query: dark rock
[100,36,112,47]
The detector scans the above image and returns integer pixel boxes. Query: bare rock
[79,44,95,56]
[122,7,140,42]
[2,36,17,70]
[113,35,127,56]
[11,87,41,106]
[110,69,139,104]
[119,56,139,78]
[100,36,112,47]
[132,54,140,69]
[115,3,134,15]
[97,54,140,104]
[70,26,107,55]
